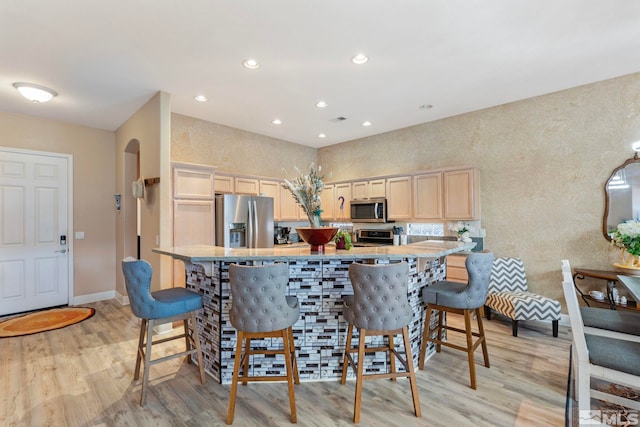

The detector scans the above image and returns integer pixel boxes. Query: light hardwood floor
[1,300,570,426]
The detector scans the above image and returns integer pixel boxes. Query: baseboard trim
[71,290,116,305]
[114,291,130,306]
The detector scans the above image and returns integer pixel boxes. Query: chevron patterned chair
[484,257,561,337]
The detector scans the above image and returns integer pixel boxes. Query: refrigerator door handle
[247,200,254,248]
[253,200,259,248]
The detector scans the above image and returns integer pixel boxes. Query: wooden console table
[573,268,638,310]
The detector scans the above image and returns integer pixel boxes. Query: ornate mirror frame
[603,153,640,241]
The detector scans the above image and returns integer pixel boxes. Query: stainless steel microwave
[350,198,390,222]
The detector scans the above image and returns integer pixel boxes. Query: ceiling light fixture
[362,121,372,127]
[271,119,282,125]
[13,82,57,103]
[351,54,369,65]
[316,101,328,108]
[318,133,327,138]
[243,59,260,69]
[194,95,208,102]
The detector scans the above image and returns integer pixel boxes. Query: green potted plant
[333,229,352,250]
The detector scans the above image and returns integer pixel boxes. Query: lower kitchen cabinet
[446,253,468,283]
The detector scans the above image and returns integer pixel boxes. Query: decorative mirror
[603,153,640,240]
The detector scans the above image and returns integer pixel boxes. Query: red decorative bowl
[296,227,339,253]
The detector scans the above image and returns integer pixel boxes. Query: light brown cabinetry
[172,162,215,287]
[280,185,301,221]
[320,184,335,220]
[386,176,412,219]
[443,168,480,220]
[446,254,468,283]
[334,183,352,220]
[352,179,386,200]
[259,180,281,220]
[214,175,234,194]
[234,177,259,195]
[413,173,442,219]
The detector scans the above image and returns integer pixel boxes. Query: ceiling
[1,1,639,149]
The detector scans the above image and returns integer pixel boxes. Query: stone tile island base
[184,257,446,384]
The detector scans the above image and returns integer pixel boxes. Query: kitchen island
[153,240,475,383]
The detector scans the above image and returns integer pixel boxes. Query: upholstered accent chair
[419,252,494,390]
[340,261,421,424]
[484,257,561,337]
[227,263,300,425]
[121,257,206,406]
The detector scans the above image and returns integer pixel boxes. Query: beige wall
[0,111,116,298]
[115,92,171,293]
[318,72,640,304]
[171,113,317,178]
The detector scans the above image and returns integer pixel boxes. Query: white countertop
[153,240,476,262]
[617,274,640,303]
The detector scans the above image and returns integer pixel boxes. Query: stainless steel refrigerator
[215,194,274,248]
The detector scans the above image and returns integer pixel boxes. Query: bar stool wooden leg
[388,334,397,381]
[418,307,433,370]
[341,323,354,384]
[282,329,297,423]
[227,331,244,425]
[353,328,367,424]
[190,312,206,384]
[464,309,477,390]
[476,308,489,369]
[134,319,146,381]
[140,318,155,405]
[402,326,421,417]
[241,337,251,386]
[288,327,300,385]
[436,310,444,352]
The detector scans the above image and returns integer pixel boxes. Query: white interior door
[0,148,71,315]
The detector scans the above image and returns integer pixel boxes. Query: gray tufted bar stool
[340,261,421,424]
[226,263,300,424]
[418,252,494,390]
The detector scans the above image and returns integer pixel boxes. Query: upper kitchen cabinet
[386,176,412,219]
[320,184,335,220]
[413,173,442,219]
[234,177,260,195]
[334,183,352,220]
[214,174,234,194]
[259,179,281,220]
[443,168,480,220]
[173,162,215,200]
[352,179,386,200]
[280,184,301,221]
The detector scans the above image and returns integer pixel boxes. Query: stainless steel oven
[350,198,389,223]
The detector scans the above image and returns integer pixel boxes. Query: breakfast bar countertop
[153,239,476,262]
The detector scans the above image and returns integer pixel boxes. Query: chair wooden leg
[288,327,300,384]
[134,319,146,381]
[140,318,155,405]
[552,319,559,337]
[227,330,244,425]
[463,310,477,390]
[512,319,518,337]
[341,323,354,384]
[402,326,422,417]
[475,308,489,368]
[241,336,251,385]
[484,305,491,320]
[353,328,366,424]
[183,318,191,362]
[282,329,297,423]
[388,334,397,381]
[190,312,206,384]
[436,310,444,352]
[418,306,433,370]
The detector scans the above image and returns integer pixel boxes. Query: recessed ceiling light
[351,54,369,65]
[362,121,372,127]
[272,119,282,125]
[13,82,57,103]
[419,104,433,110]
[243,59,260,69]
[194,95,208,102]
[316,101,328,108]
[318,133,327,138]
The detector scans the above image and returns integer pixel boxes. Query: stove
[353,229,394,247]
